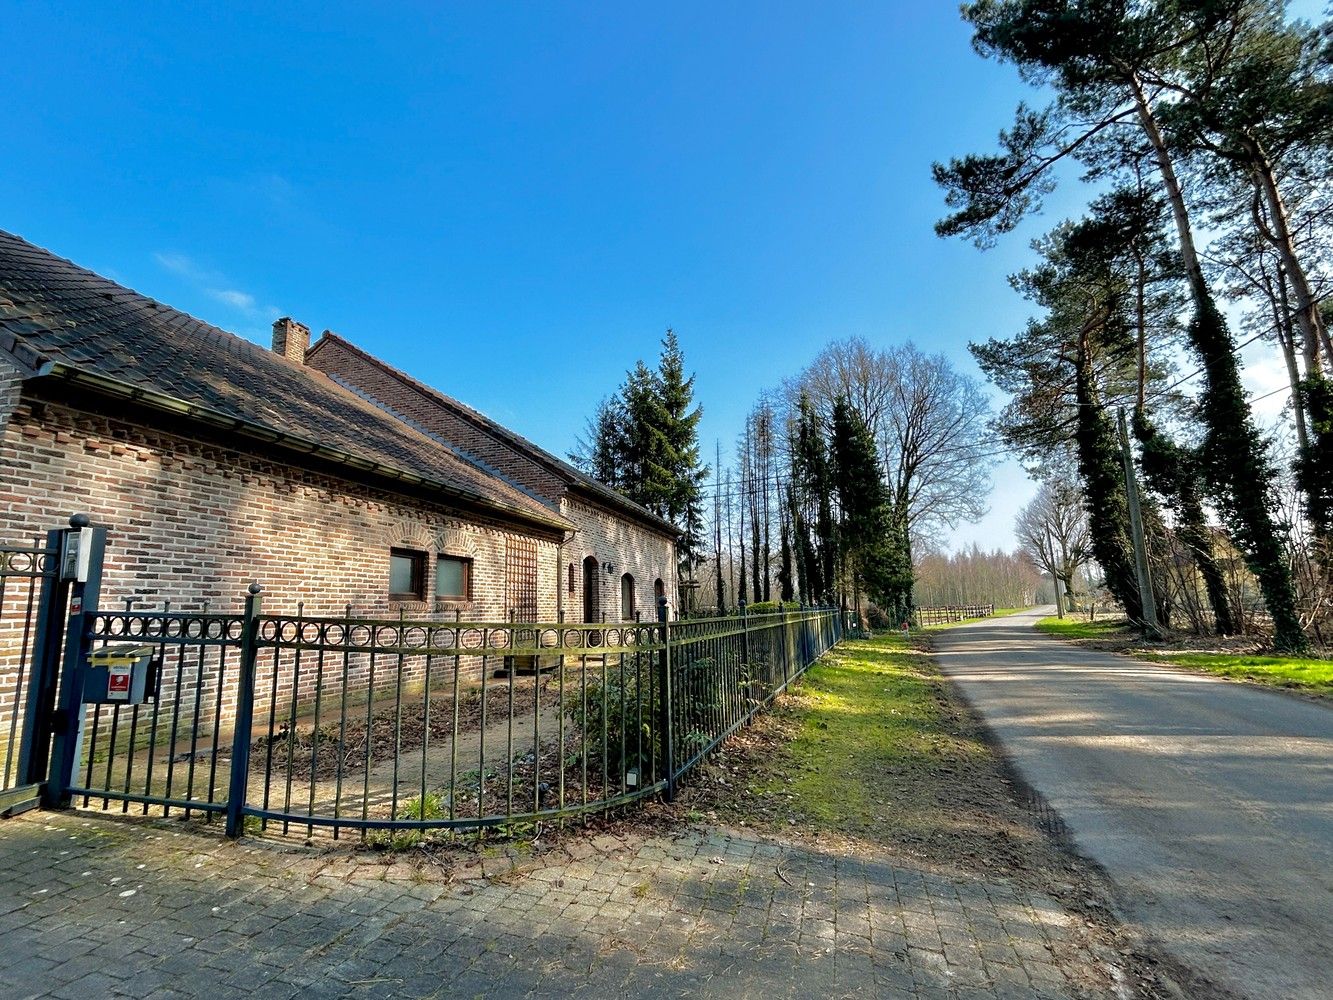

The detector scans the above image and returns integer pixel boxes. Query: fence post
[225,583,263,839]
[656,596,674,803]
[794,602,805,674]
[44,516,107,808]
[17,525,71,787]
[779,603,790,687]
[739,600,749,665]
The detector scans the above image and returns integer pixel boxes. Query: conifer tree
[831,398,913,621]
[571,331,710,591]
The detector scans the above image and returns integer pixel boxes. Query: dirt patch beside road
[678,630,1181,998]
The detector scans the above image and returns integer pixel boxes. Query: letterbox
[84,645,158,705]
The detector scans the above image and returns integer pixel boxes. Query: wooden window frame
[435,554,473,602]
[389,547,427,602]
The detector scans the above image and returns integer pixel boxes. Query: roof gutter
[36,362,573,534]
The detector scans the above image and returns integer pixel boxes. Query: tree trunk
[1243,137,1332,369]
[1075,330,1144,621]
[1128,74,1307,653]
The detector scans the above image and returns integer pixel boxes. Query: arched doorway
[654,578,665,614]
[582,555,600,622]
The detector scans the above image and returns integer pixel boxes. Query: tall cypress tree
[791,392,835,603]
[831,398,913,621]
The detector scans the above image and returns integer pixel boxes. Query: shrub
[743,600,799,614]
[566,668,661,781]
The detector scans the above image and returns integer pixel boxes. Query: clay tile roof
[0,229,570,532]
[308,331,679,537]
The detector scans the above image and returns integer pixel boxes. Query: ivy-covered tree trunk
[1190,296,1307,651]
[1075,340,1144,621]
[1133,413,1238,635]
[1130,77,1307,653]
[1298,370,1333,572]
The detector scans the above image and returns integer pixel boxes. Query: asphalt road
[930,608,1333,1000]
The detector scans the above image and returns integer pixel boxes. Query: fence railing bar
[66,786,227,815]
[308,641,327,835]
[361,646,377,836]
[420,649,433,824]
[448,622,460,824]
[389,609,405,828]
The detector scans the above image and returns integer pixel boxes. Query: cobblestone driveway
[0,812,1124,999]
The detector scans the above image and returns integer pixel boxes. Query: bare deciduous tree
[786,337,994,555]
[1015,474,1092,616]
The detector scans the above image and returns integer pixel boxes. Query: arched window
[567,562,576,594]
[621,573,636,621]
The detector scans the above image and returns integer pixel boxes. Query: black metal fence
[57,591,843,840]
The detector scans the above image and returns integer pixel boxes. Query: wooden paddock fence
[912,604,995,627]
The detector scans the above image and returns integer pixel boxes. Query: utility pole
[1117,407,1161,637]
[1045,525,1064,619]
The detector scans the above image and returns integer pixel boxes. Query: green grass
[1033,615,1132,639]
[1036,616,1333,695]
[716,631,1004,846]
[756,633,944,831]
[1137,651,1333,693]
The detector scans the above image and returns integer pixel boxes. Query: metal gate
[0,515,101,815]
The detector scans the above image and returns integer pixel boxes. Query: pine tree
[568,395,626,488]
[575,331,710,602]
[938,0,1310,651]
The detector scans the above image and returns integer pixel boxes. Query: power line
[692,374,1301,500]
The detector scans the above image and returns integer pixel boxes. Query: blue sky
[3,3,1313,550]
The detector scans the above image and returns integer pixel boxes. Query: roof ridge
[308,331,676,534]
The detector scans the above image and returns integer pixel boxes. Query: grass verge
[1037,616,1333,695]
[1033,615,1132,639]
[689,630,1078,882]
[1135,651,1333,694]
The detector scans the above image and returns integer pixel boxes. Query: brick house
[304,333,679,625]
[0,229,675,625]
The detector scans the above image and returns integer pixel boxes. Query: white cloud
[152,251,278,322]
[210,288,257,311]
[152,251,200,279]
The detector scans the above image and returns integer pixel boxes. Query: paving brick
[0,812,1131,999]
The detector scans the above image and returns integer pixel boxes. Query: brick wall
[0,381,564,750]
[0,384,560,619]
[560,497,676,622]
[0,361,21,442]
[307,337,567,505]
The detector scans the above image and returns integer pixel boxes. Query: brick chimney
[271,317,310,365]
